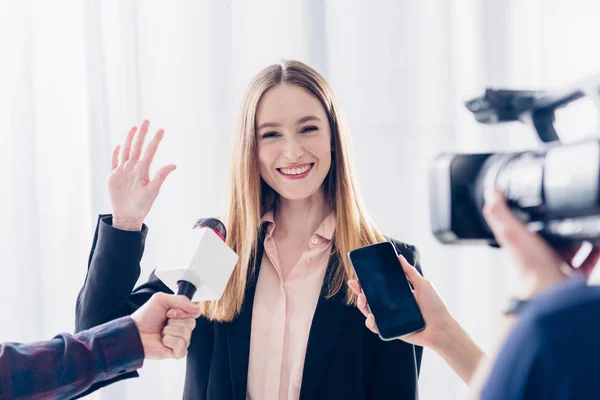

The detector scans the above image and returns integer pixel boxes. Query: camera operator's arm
[348,258,485,384]
[467,190,600,399]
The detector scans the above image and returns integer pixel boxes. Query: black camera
[430,77,600,246]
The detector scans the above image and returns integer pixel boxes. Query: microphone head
[193,217,227,241]
[155,217,239,302]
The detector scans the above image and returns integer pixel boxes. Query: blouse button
[310,237,318,245]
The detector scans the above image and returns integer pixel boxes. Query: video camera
[430,76,600,246]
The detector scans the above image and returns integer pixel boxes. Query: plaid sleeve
[0,316,144,400]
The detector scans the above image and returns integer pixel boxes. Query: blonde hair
[201,60,386,321]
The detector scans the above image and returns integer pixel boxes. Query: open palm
[109,120,176,231]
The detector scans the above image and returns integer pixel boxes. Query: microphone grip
[177,280,197,300]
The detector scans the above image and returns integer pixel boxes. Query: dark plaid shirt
[0,316,144,399]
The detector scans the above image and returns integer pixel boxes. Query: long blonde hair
[201,60,386,321]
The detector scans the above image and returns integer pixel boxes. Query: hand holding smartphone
[348,242,425,340]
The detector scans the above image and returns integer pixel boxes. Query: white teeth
[280,164,311,175]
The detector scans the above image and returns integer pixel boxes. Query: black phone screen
[349,242,425,339]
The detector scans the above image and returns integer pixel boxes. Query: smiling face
[214,60,385,322]
[256,83,332,202]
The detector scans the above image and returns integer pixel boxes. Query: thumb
[159,294,201,315]
[151,164,177,190]
[347,279,362,296]
[398,255,423,288]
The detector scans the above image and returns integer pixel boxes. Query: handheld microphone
[155,217,239,301]
[193,218,227,241]
[176,218,228,299]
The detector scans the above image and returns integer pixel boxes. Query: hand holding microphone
[130,293,200,360]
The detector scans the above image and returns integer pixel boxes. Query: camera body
[430,78,600,246]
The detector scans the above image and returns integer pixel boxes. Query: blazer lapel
[300,255,347,400]
[227,230,265,400]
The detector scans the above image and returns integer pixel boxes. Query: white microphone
[155,218,239,301]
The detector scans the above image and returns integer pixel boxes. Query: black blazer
[75,215,424,399]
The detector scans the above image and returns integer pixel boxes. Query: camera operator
[349,189,600,399]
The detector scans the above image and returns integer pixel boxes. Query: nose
[283,136,305,163]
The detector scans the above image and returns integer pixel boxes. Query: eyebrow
[257,115,322,130]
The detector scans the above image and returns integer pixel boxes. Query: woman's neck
[273,190,329,241]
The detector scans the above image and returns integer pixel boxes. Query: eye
[300,125,318,134]
[261,131,281,139]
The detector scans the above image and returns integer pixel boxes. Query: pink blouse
[246,211,336,400]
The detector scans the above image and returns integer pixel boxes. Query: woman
[76,60,425,399]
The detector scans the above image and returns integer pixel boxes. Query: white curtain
[2,1,599,399]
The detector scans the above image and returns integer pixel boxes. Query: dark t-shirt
[482,274,600,399]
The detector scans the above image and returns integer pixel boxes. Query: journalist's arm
[0,293,198,400]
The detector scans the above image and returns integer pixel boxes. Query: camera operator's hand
[483,190,600,299]
[109,120,177,231]
[468,191,600,398]
[348,256,485,383]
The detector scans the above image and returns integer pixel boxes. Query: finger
[167,317,196,333]
[160,347,174,359]
[120,126,138,164]
[168,303,203,319]
[398,255,423,288]
[140,129,165,173]
[365,314,379,334]
[356,293,370,317]
[483,189,550,253]
[162,325,193,343]
[162,335,187,359]
[151,345,173,360]
[577,246,600,278]
[130,120,149,162]
[167,309,198,319]
[111,145,121,170]
[347,279,362,296]
[150,164,177,191]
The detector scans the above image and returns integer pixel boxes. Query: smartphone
[348,241,425,341]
